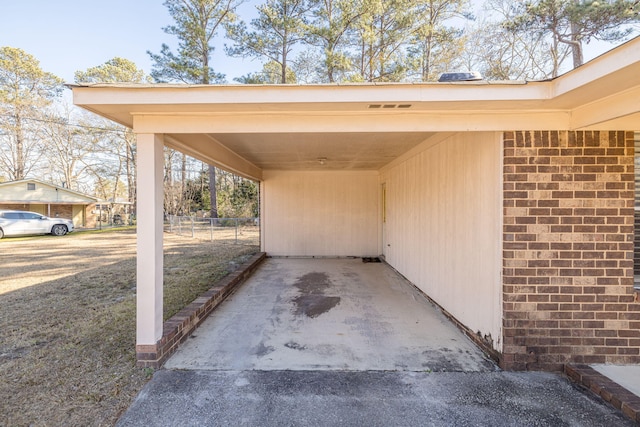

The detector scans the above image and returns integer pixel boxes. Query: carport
[70,37,640,370]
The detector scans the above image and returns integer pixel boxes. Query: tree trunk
[282,33,288,84]
[15,115,25,180]
[570,21,583,68]
[327,46,335,82]
[126,140,136,209]
[208,164,218,218]
[180,153,187,213]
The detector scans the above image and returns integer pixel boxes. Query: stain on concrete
[293,295,341,318]
[284,341,307,351]
[254,342,275,357]
[292,272,341,318]
[234,376,250,387]
[293,272,332,294]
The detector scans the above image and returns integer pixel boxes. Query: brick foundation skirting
[137,252,266,368]
[565,364,640,424]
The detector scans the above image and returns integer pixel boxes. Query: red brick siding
[50,205,73,220]
[0,203,30,211]
[502,131,639,371]
[0,203,73,219]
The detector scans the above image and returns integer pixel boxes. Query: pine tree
[507,0,640,75]
[149,0,242,217]
[227,0,311,84]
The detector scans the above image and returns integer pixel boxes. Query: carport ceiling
[196,132,434,170]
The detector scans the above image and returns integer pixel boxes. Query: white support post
[136,133,165,346]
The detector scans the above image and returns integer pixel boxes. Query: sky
[0,0,630,85]
[0,0,261,83]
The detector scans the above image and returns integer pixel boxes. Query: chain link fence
[165,215,260,245]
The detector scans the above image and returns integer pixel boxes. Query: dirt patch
[0,229,258,426]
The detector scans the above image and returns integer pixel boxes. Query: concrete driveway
[166,258,494,372]
[117,258,632,426]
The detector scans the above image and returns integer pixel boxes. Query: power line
[0,113,129,134]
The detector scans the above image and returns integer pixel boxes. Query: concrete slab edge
[136,252,267,368]
[565,364,640,424]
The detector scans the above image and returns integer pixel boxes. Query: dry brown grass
[0,230,258,426]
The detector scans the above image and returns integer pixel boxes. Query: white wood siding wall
[380,132,503,350]
[262,171,379,257]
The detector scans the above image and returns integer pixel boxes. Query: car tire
[51,224,68,236]
[0,228,3,239]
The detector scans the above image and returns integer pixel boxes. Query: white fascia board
[133,110,570,134]
[570,85,640,130]
[74,81,549,111]
[552,36,640,99]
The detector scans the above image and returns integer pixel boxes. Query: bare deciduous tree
[0,47,63,180]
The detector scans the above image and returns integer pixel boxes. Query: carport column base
[136,344,163,369]
[136,252,267,368]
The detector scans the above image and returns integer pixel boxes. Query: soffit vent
[368,104,412,109]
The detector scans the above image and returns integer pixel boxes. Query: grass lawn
[0,229,258,426]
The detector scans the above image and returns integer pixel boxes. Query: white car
[0,210,74,239]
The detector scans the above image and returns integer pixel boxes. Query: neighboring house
[71,36,640,371]
[0,179,99,228]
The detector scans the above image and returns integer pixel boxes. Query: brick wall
[0,203,30,210]
[49,204,72,219]
[635,133,640,289]
[0,203,73,219]
[503,131,640,371]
